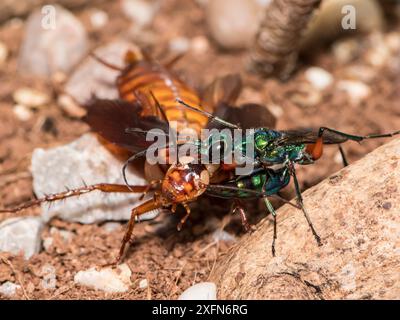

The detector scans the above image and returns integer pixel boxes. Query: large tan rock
[210,138,400,299]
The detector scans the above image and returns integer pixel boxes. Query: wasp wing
[207,102,276,131]
[84,98,169,153]
[277,129,349,146]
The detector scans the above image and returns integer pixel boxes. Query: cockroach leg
[171,203,177,213]
[114,195,165,265]
[139,180,162,201]
[288,162,322,246]
[89,52,124,71]
[177,203,191,231]
[232,200,251,232]
[0,183,148,214]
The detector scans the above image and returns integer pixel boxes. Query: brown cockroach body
[116,51,209,136]
[1,49,276,264]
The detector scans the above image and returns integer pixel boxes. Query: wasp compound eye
[255,133,269,152]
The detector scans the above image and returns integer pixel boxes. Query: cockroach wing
[84,98,169,153]
[207,103,276,131]
[278,129,349,146]
[202,74,243,113]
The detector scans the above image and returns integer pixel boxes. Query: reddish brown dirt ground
[0,0,399,299]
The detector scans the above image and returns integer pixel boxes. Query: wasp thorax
[161,161,209,203]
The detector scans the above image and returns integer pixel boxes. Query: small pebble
[0,217,43,259]
[13,88,50,109]
[178,282,217,300]
[343,65,375,83]
[0,281,20,297]
[74,264,132,293]
[304,67,334,90]
[102,222,121,233]
[212,229,237,243]
[206,0,262,49]
[337,80,371,104]
[0,41,8,66]
[90,9,109,29]
[50,227,74,242]
[41,264,57,290]
[331,38,361,64]
[122,0,157,28]
[57,94,86,118]
[169,37,190,54]
[43,237,54,251]
[191,36,210,55]
[13,104,33,121]
[267,104,283,118]
[289,84,322,108]
[139,279,148,289]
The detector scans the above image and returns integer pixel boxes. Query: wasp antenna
[176,98,240,129]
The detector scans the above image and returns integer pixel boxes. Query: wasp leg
[306,127,400,161]
[0,183,148,214]
[338,144,349,167]
[317,127,400,142]
[113,195,165,265]
[232,199,251,232]
[288,162,322,246]
[177,203,191,231]
[262,197,278,257]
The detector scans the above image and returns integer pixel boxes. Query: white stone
[0,41,8,66]
[57,94,86,118]
[337,80,371,104]
[18,5,88,77]
[13,104,33,121]
[102,222,122,233]
[121,0,157,28]
[190,36,210,55]
[304,67,333,90]
[0,281,20,297]
[43,237,54,251]
[65,41,140,104]
[139,279,148,289]
[206,0,263,49]
[332,38,361,64]
[13,88,50,109]
[31,133,148,224]
[0,217,43,259]
[41,264,57,290]
[50,227,74,242]
[267,104,283,118]
[178,282,217,300]
[212,229,237,243]
[169,37,190,54]
[90,9,108,29]
[74,264,132,293]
